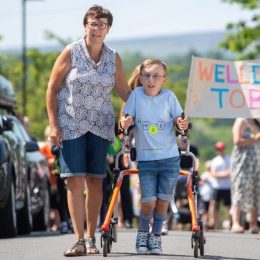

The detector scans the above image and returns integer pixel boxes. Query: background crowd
[39,117,260,236]
[199,118,260,234]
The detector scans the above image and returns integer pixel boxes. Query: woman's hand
[49,124,62,147]
[120,115,133,130]
[253,132,260,141]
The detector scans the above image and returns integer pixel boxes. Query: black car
[7,115,51,231]
[0,113,32,238]
[0,75,50,237]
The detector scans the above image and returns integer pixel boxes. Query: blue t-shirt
[123,87,183,161]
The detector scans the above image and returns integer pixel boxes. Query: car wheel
[0,179,17,238]
[17,182,32,235]
[33,187,50,231]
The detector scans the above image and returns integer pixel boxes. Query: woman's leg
[231,205,240,226]
[67,177,85,239]
[231,204,244,232]
[85,176,103,239]
[249,209,259,233]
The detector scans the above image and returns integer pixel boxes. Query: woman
[230,118,260,234]
[46,5,130,256]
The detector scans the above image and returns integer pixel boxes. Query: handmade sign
[185,56,260,118]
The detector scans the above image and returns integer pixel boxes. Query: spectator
[117,64,142,227]
[210,141,231,230]
[118,64,141,134]
[172,137,200,231]
[118,153,135,228]
[230,118,260,234]
[199,160,214,230]
[39,126,60,232]
[51,145,73,234]
[99,123,121,228]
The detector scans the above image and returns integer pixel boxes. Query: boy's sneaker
[148,233,162,255]
[135,231,149,254]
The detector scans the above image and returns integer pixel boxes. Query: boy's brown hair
[140,59,167,75]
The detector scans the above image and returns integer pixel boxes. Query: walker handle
[180,112,188,143]
[176,112,192,143]
[119,113,133,136]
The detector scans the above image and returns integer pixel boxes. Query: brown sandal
[86,237,99,254]
[64,239,86,257]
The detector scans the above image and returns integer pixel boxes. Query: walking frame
[100,113,205,258]
[177,114,205,258]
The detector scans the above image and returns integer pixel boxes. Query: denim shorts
[59,132,110,179]
[138,157,180,203]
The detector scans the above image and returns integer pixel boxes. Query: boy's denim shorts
[59,132,110,179]
[138,157,180,203]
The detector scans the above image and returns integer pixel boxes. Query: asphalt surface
[0,229,259,260]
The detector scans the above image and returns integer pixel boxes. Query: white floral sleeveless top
[57,38,116,142]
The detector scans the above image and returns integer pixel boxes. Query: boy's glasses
[141,74,165,81]
[87,22,108,30]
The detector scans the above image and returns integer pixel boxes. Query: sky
[0,0,255,50]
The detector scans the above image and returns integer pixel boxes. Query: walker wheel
[198,221,205,256]
[108,232,112,253]
[193,238,199,258]
[112,222,118,242]
[199,232,204,256]
[102,237,109,257]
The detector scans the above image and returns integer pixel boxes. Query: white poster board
[185,56,260,118]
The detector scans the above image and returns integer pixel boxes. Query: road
[0,229,259,260]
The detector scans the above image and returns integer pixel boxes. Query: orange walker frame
[100,125,205,258]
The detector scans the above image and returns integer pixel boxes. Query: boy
[120,59,189,254]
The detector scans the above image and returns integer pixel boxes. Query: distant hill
[1,31,226,58]
[107,31,226,58]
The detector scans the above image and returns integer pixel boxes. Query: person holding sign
[120,59,189,255]
[230,118,260,234]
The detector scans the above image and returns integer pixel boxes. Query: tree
[44,30,72,47]
[219,0,260,59]
[0,49,59,139]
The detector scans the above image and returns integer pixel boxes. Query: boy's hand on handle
[176,116,189,130]
[120,115,133,130]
